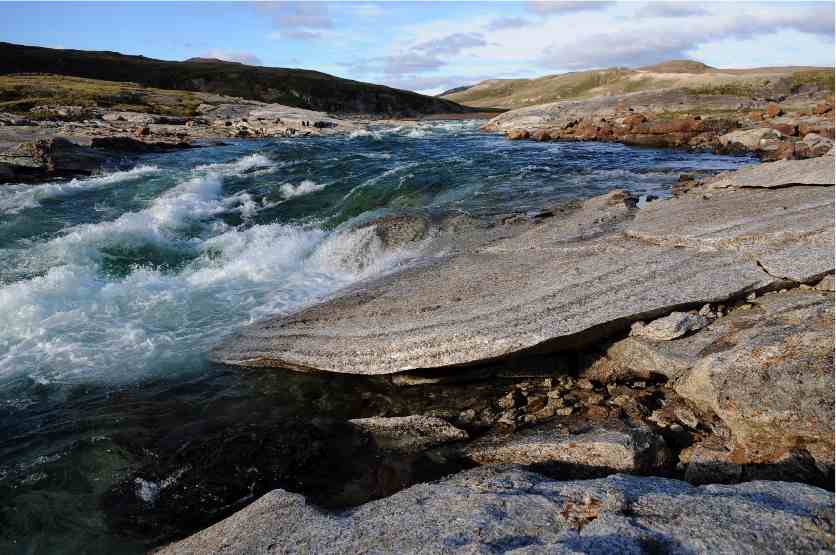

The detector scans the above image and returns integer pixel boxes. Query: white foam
[0,218,417,385]
[0,165,160,214]
[193,153,275,175]
[279,179,326,199]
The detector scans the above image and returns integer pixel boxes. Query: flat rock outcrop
[705,154,835,189]
[626,184,834,283]
[157,466,835,555]
[212,159,834,375]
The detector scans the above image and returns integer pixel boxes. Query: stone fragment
[815,274,835,291]
[684,445,743,485]
[634,311,709,341]
[348,416,467,453]
[464,421,669,476]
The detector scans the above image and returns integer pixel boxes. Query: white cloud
[260,2,333,40]
[527,1,614,15]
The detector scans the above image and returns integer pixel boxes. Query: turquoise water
[0,121,757,553]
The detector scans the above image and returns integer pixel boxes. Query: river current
[0,121,757,553]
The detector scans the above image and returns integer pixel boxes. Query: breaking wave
[0,165,160,214]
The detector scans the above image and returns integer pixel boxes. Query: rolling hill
[0,42,473,116]
[441,60,835,110]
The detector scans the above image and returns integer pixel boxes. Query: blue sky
[1,1,833,95]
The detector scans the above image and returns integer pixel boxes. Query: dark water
[0,121,757,553]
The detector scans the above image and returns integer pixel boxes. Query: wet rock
[89,136,192,152]
[634,311,709,341]
[464,420,669,477]
[505,129,530,140]
[157,466,835,555]
[0,137,109,179]
[348,415,468,453]
[530,129,551,141]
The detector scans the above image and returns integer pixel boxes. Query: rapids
[0,121,757,553]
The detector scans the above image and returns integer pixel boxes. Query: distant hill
[441,60,835,110]
[436,85,474,97]
[0,42,474,116]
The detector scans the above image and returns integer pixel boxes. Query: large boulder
[718,127,782,150]
[0,137,109,178]
[599,290,834,471]
[157,466,835,554]
[674,290,834,467]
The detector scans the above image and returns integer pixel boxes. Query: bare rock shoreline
[484,88,835,161]
[0,98,357,183]
[158,154,836,552]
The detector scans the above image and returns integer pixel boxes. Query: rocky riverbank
[150,153,836,552]
[483,87,835,161]
[0,97,359,183]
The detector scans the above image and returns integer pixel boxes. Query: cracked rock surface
[157,465,835,555]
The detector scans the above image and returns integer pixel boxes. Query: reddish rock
[799,123,835,140]
[814,102,833,115]
[530,129,552,142]
[506,129,530,140]
[136,126,151,137]
[749,111,765,121]
[622,113,647,128]
[769,123,798,136]
[760,142,796,162]
[766,102,783,118]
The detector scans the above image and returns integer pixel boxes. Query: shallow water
[0,121,757,553]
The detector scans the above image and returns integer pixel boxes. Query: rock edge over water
[210,156,834,375]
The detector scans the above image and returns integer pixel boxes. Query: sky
[1,1,833,95]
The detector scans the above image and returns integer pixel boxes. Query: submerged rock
[157,466,835,555]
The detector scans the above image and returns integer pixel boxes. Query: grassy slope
[0,42,472,116]
[443,61,835,109]
[0,74,206,116]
